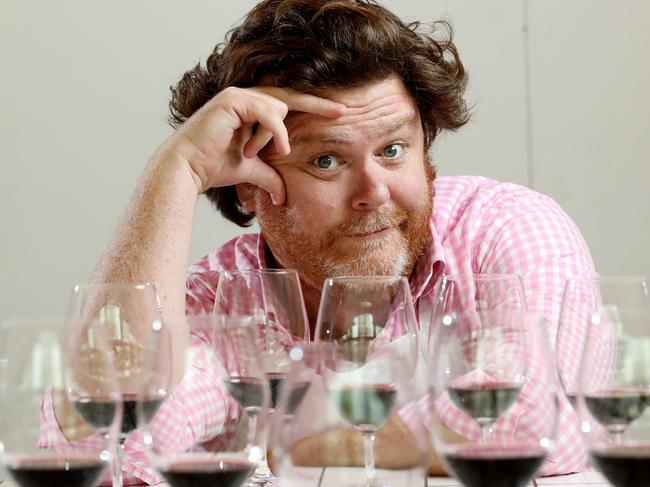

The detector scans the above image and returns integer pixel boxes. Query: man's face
[251,75,433,290]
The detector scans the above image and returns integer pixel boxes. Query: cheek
[283,175,343,226]
[389,167,431,208]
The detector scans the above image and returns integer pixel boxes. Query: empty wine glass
[0,317,119,487]
[575,276,650,486]
[429,275,557,487]
[145,315,268,487]
[215,269,309,486]
[66,282,171,486]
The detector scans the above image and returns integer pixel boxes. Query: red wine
[591,446,650,487]
[267,372,286,409]
[7,457,105,487]
[159,458,254,487]
[71,397,116,431]
[444,446,546,487]
[585,389,648,428]
[72,394,163,434]
[448,383,521,422]
[566,393,577,408]
[328,384,397,432]
[121,395,164,433]
[223,377,264,411]
[286,381,311,415]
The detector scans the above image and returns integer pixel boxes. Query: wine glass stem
[362,431,377,485]
[111,436,125,487]
[479,423,493,443]
[246,412,258,448]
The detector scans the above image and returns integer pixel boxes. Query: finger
[229,99,291,156]
[259,87,345,118]
[253,110,291,156]
[246,158,287,206]
[243,125,274,159]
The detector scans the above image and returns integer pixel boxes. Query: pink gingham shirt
[41,175,594,483]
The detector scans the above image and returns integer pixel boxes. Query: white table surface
[0,468,611,486]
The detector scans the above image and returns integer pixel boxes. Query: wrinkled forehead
[285,75,422,144]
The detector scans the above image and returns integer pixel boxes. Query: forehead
[284,76,421,146]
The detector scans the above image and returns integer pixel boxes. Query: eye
[382,143,404,158]
[312,154,340,170]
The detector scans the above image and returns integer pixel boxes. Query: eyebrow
[290,113,419,147]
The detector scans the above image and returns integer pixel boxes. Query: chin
[322,245,410,278]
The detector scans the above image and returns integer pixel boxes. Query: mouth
[351,227,391,239]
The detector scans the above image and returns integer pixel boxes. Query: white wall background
[1,0,648,318]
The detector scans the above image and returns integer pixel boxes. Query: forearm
[290,414,449,475]
[92,148,198,385]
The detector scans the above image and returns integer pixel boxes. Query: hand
[287,414,446,473]
[162,86,345,204]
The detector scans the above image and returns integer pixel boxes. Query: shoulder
[433,175,570,232]
[187,233,261,274]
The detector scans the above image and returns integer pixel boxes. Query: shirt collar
[408,217,446,300]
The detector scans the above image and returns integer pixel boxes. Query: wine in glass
[145,315,266,487]
[575,276,650,486]
[0,317,119,487]
[66,282,171,486]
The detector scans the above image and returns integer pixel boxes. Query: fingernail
[270,193,279,206]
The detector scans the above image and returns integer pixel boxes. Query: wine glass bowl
[431,275,528,442]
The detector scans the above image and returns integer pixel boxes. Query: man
[47,0,594,483]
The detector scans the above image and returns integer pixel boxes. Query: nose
[349,160,391,211]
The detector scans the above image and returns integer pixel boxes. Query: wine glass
[145,315,268,487]
[429,276,557,487]
[267,341,425,487]
[0,317,120,487]
[314,275,422,486]
[215,269,310,485]
[575,276,650,486]
[66,282,171,486]
[429,274,527,442]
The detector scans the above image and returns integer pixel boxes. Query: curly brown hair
[169,0,470,226]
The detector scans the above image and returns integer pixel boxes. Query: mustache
[333,208,408,236]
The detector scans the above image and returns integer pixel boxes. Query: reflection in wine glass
[66,282,171,486]
[145,315,267,487]
[0,317,119,487]
[215,269,309,486]
[575,276,650,486]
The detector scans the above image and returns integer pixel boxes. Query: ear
[236,183,257,213]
